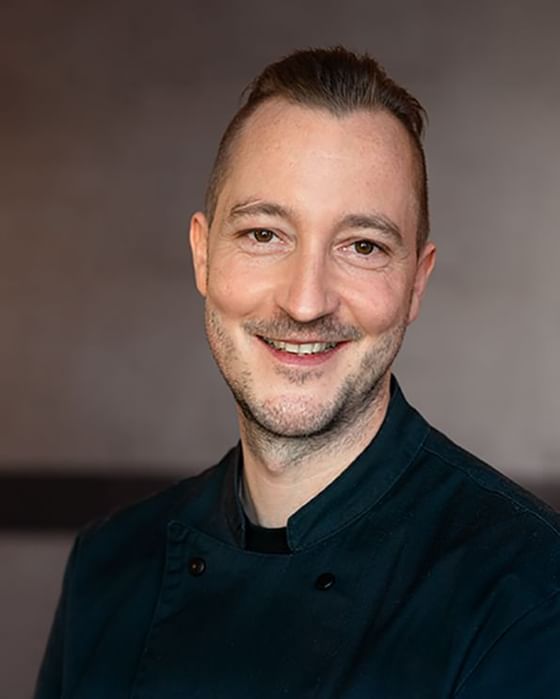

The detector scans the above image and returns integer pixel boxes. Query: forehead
[216,99,419,236]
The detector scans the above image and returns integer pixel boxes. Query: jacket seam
[423,443,560,539]
[453,588,560,696]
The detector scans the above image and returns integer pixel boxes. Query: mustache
[243,315,362,342]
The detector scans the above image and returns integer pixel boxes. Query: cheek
[207,257,272,319]
[345,275,411,333]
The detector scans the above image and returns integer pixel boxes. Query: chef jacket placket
[129,518,367,698]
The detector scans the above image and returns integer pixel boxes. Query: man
[35,47,560,698]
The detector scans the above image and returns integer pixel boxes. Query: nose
[275,248,340,323]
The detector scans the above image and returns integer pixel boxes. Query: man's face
[190,100,435,439]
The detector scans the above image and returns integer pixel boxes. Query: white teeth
[264,338,337,354]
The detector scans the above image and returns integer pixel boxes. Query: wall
[1,1,559,696]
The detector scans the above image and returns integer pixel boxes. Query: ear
[189,211,210,297]
[407,241,436,324]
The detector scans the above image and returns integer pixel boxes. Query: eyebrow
[337,213,403,245]
[227,200,295,222]
[227,200,403,245]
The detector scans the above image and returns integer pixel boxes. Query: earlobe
[189,212,209,297]
[408,242,436,324]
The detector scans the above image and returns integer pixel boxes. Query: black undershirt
[243,514,290,554]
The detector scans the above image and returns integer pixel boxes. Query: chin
[237,392,356,440]
[237,396,336,438]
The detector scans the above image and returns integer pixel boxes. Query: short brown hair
[205,46,429,251]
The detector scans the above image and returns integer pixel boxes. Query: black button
[315,572,335,590]
[188,557,206,576]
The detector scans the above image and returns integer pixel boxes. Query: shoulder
[75,447,236,564]
[423,426,560,537]
[413,425,560,597]
[405,424,560,691]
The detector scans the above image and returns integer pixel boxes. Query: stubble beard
[205,305,408,457]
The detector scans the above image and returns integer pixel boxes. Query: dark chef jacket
[35,381,560,698]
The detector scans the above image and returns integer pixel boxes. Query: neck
[238,377,391,528]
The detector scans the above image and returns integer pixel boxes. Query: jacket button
[188,557,206,576]
[168,521,186,542]
[315,572,335,590]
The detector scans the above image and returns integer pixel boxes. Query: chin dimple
[262,338,338,355]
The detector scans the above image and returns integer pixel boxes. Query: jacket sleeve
[33,536,80,699]
[454,589,560,698]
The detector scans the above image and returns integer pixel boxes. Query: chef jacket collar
[220,376,430,552]
[172,376,430,552]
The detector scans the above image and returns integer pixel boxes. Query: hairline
[205,97,429,253]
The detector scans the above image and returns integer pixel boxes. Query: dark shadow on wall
[0,471,177,530]
[0,470,559,530]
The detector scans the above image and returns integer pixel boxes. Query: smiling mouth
[260,337,339,355]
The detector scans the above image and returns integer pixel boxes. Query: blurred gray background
[1,0,559,696]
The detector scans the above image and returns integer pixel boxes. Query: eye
[249,229,276,243]
[336,237,389,270]
[352,239,379,255]
[237,227,287,256]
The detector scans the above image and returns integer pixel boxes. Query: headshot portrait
[1,3,559,698]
